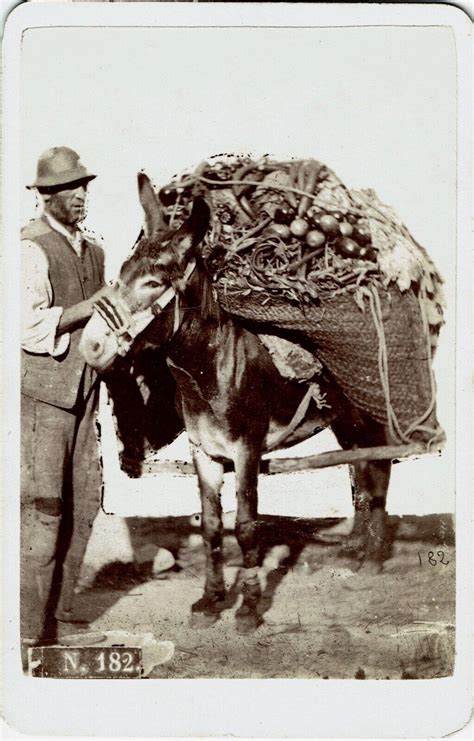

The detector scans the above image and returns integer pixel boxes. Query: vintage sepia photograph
[2,2,472,738]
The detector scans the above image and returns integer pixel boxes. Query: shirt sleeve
[21,240,70,356]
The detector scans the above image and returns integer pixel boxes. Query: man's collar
[44,212,83,249]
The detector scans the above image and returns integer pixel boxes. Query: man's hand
[86,284,117,314]
[57,284,116,336]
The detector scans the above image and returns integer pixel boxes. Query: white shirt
[21,213,88,356]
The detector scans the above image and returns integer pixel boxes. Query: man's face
[41,180,89,228]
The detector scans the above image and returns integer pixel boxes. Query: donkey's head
[79,172,211,370]
[119,172,211,312]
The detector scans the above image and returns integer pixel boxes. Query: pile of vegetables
[154,156,445,445]
[157,156,444,326]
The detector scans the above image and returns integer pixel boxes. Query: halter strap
[152,286,175,314]
[172,260,196,335]
[97,261,197,357]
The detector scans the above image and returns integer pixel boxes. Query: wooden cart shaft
[142,442,440,477]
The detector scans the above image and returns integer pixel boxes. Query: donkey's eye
[144,279,163,289]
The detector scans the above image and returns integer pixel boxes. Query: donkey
[81,173,393,634]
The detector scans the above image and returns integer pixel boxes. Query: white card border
[2,3,472,738]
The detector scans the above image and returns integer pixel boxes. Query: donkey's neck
[167,268,234,387]
[178,265,221,324]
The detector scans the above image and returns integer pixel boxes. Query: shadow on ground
[69,513,454,633]
[60,513,456,679]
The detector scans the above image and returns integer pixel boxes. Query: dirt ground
[67,513,455,680]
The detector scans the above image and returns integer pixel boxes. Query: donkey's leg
[190,446,225,625]
[335,463,373,559]
[331,415,391,564]
[234,447,263,635]
[315,462,371,553]
[350,459,392,570]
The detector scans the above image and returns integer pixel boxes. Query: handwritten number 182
[418,550,450,567]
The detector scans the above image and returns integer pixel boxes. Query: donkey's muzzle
[79,311,120,371]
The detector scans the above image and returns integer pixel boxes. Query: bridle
[94,260,196,358]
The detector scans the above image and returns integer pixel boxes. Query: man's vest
[21,216,105,409]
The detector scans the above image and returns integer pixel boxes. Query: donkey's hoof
[190,594,224,628]
[191,594,225,613]
[189,611,220,629]
[356,559,384,576]
[235,611,263,635]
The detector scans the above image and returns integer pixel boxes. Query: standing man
[21,147,109,650]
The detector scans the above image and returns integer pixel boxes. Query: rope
[366,284,440,446]
[266,383,316,451]
[367,286,407,443]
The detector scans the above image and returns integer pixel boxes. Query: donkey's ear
[172,197,211,260]
[137,172,166,236]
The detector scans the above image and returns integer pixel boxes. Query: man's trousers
[20,384,102,643]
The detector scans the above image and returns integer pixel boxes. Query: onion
[289,218,309,237]
[358,245,376,261]
[319,215,340,236]
[339,221,353,237]
[306,230,326,248]
[336,237,361,258]
[270,223,291,239]
[274,206,295,224]
[158,187,177,206]
[353,226,372,245]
